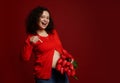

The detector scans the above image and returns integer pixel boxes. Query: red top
[22,29,73,79]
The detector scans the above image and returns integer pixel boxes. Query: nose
[44,18,49,22]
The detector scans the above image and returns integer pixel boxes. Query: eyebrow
[41,15,50,17]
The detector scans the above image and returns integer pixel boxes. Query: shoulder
[52,29,58,34]
[25,34,35,41]
[26,34,35,38]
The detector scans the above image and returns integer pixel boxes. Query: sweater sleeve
[22,35,33,61]
[53,29,74,60]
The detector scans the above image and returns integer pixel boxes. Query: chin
[40,27,47,30]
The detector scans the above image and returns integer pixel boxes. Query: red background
[0,0,120,83]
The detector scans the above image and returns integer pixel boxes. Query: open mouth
[41,22,47,26]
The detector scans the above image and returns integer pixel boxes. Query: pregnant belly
[52,50,60,68]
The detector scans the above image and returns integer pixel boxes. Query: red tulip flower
[56,55,78,80]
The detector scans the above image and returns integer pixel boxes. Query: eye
[46,16,50,19]
[40,15,45,18]
[40,15,50,20]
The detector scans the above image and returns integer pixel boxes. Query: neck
[36,29,48,36]
[37,29,46,33]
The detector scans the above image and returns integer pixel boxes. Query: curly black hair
[26,6,54,34]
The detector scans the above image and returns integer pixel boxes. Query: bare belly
[52,50,60,68]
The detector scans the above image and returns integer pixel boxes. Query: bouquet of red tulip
[56,54,78,80]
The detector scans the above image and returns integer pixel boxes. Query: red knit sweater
[22,29,73,79]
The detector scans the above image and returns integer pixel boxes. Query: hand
[30,36,43,44]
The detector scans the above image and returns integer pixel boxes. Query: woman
[22,6,74,83]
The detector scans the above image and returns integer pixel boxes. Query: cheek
[39,18,43,22]
[39,19,43,24]
[48,19,50,23]
[48,20,50,23]
[38,21,42,27]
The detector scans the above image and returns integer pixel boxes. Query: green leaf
[72,60,78,69]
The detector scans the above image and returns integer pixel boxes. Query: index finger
[38,38,43,43]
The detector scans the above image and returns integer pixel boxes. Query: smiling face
[38,11,50,30]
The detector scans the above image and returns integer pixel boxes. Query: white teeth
[42,23,45,25]
[42,22,47,25]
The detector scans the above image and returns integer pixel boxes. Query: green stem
[73,75,78,80]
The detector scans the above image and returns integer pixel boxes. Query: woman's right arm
[22,35,33,61]
[22,35,42,61]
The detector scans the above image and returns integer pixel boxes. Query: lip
[42,21,48,25]
[40,22,48,28]
[42,22,47,25]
